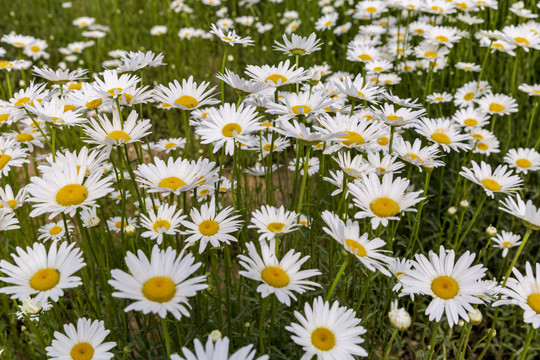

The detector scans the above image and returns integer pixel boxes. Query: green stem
[520,327,535,360]
[382,329,398,360]
[455,194,487,251]
[296,145,312,214]
[326,256,351,301]
[161,318,171,357]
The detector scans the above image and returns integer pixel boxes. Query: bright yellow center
[30,268,60,291]
[431,276,459,299]
[68,83,82,90]
[267,222,285,233]
[477,143,488,150]
[359,54,372,61]
[107,87,123,96]
[324,21,332,27]
[345,239,367,257]
[373,66,383,72]
[263,144,277,151]
[6,200,17,209]
[0,61,13,68]
[311,328,336,351]
[0,155,12,170]
[481,179,500,191]
[105,130,131,143]
[407,153,424,163]
[70,343,94,360]
[153,219,171,232]
[14,97,30,106]
[516,159,532,168]
[49,226,63,235]
[377,136,388,145]
[199,220,219,236]
[291,105,312,115]
[489,103,505,112]
[527,293,540,313]
[366,6,377,12]
[464,92,474,101]
[158,176,186,191]
[431,132,450,145]
[174,95,199,109]
[370,197,400,217]
[265,74,287,85]
[165,142,176,149]
[435,35,449,42]
[16,133,34,142]
[502,241,513,248]
[514,37,530,46]
[221,123,242,137]
[464,118,477,126]
[386,115,399,122]
[0,114,9,122]
[142,276,176,303]
[340,131,364,146]
[56,184,88,206]
[261,266,289,288]
[86,99,102,109]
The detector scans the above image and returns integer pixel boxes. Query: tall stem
[325,256,351,301]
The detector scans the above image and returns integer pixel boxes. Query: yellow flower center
[435,35,449,42]
[107,87,123,96]
[311,327,336,351]
[345,239,367,257]
[153,219,171,232]
[267,222,285,233]
[6,200,17,209]
[407,153,424,163]
[70,343,94,360]
[199,219,219,236]
[158,176,186,191]
[431,276,459,299]
[514,37,530,46]
[370,197,400,218]
[527,293,540,313]
[340,131,364,146]
[291,105,312,115]
[174,95,199,109]
[86,99,102,109]
[14,97,31,106]
[377,136,388,145]
[502,241,513,248]
[366,6,377,12]
[115,221,126,229]
[13,42,25,47]
[261,266,289,288]
[516,159,532,168]
[16,133,34,142]
[68,83,82,90]
[324,21,332,27]
[142,276,176,303]
[263,144,277,151]
[105,130,131,144]
[477,143,488,150]
[49,226,63,236]
[464,118,477,126]
[0,114,9,122]
[481,179,500,191]
[30,268,60,291]
[0,61,13,68]
[0,155,12,170]
[165,142,177,149]
[359,54,372,61]
[265,74,287,85]
[221,123,242,137]
[431,132,450,145]
[56,184,88,206]
[489,103,505,112]
[386,115,399,122]
[30,45,40,52]
[373,66,383,72]
[464,92,474,101]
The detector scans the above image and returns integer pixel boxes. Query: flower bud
[19,298,42,315]
[125,225,136,237]
[459,200,470,209]
[447,206,457,215]
[388,300,411,330]
[485,226,497,237]
[468,309,482,325]
[210,330,222,342]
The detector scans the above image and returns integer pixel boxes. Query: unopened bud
[125,225,136,236]
[210,330,222,342]
[468,309,482,325]
[447,206,457,215]
[459,200,470,209]
[485,226,497,237]
[388,300,411,330]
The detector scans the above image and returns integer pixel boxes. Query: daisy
[371,103,426,128]
[26,161,113,219]
[39,146,110,176]
[366,152,405,175]
[333,152,374,179]
[8,127,46,151]
[452,107,490,128]
[83,110,152,148]
[501,25,540,51]
[366,59,393,74]
[254,135,290,157]
[249,205,299,242]
[499,194,540,230]
[492,231,522,258]
[209,24,254,46]
[0,241,85,303]
[135,156,202,196]
[0,184,27,211]
[348,173,424,229]
[315,12,339,31]
[107,216,137,233]
[273,32,322,56]
[459,161,522,198]
[472,135,500,155]
[216,69,268,96]
[37,221,74,242]
[72,16,95,27]
[321,211,392,275]
[0,210,19,231]
[346,44,381,63]
[27,97,86,126]
[109,245,207,319]
[93,69,140,101]
[196,103,262,155]
[332,74,384,103]
[423,26,461,48]
[393,138,445,170]
[181,196,242,253]
[399,246,488,327]
[176,336,268,360]
[493,262,540,328]
[32,66,87,83]
[504,148,540,174]
[456,62,481,72]
[140,204,186,245]
[289,156,320,176]
[46,318,116,360]
[518,83,540,97]
[426,92,453,104]
[9,81,47,108]
[274,119,341,145]
[389,258,413,292]
[266,91,332,120]
[151,25,168,35]
[1,34,36,48]
[286,296,368,359]
[116,50,166,72]
[245,60,308,88]
[154,76,219,110]
[239,242,321,306]
[152,137,187,153]
[478,93,518,116]
[415,118,471,152]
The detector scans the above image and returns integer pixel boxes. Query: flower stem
[325,255,350,301]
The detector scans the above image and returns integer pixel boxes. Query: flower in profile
[210,23,254,46]
[109,245,207,319]
[286,296,368,359]
[154,76,219,110]
[0,210,19,231]
[135,156,201,196]
[239,242,321,306]
[499,194,540,230]
[245,60,308,87]
[216,69,268,96]
[0,137,29,177]
[460,161,522,198]
[83,110,152,148]
[32,66,87,83]
[175,335,268,360]
[273,32,322,56]
[393,138,445,170]
[333,73,384,103]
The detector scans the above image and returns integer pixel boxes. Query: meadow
[0,0,539,359]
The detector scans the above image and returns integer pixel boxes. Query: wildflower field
[1,0,540,358]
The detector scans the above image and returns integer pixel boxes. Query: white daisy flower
[460,161,522,198]
[140,204,186,245]
[82,110,152,148]
[393,138,445,170]
[0,138,29,176]
[504,148,540,174]
[492,231,522,258]
[518,83,540,97]
[245,60,308,88]
[216,69,268,95]
[415,118,471,152]
[249,205,299,242]
[478,93,518,116]
[107,216,137,233]
[266,90,332,120]
[452,107,490,128]
[154,76,219,110]
[333,152,374,179]
[273,32,322,56]
[93,69,140,100]
[152,137,187,153]
[0,210,20,231]
[499,194,540,230]
[366,152,405,175]
[37,220,74,242]
[209,23,254,46]
[177,336,268,360]
[0,184,27,211]
[135,156,202,196]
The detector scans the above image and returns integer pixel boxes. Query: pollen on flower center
[142,276,176,303]
[107,87,123,96]
[263,144,277,151]
[516,159,532,168]
[0,154,12,170]
[431,132,451,145]
[527,293,540,313]
[370,197,400,218]
[359,54,372,61]
[502,241,513,248]
[464,92,474,101]
[311,327,336,351]
[49,226,63,236]
[377,136,389,145]
[425,51,437,58]
[199,219,219,236]
[70,342,94,360]
[175,95,199,109]
[267,222,285,233]
[386,115,399,121]
[407,153,424,163]
[165,142,177,149]
[56,184,89,206]
[158,176,186,190]
[464,118,477,126]
[86,99,103,109]
[435,35,449,42]
[345,239,367,257]
[340,131,364,146]
[481,178,501,191]
[261,266,289,288]
[16,133,35,142]
[30,268,60,291]
[265,74,287,85]
[431,276,459,299]
[105,130,131,143]
[514,37,530,46]
[291,105,312,115]
[222,123,242,137]
[489,103,505,112]
[6,199,17,209]
[153,219,171,232]
[14,97,31,106]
